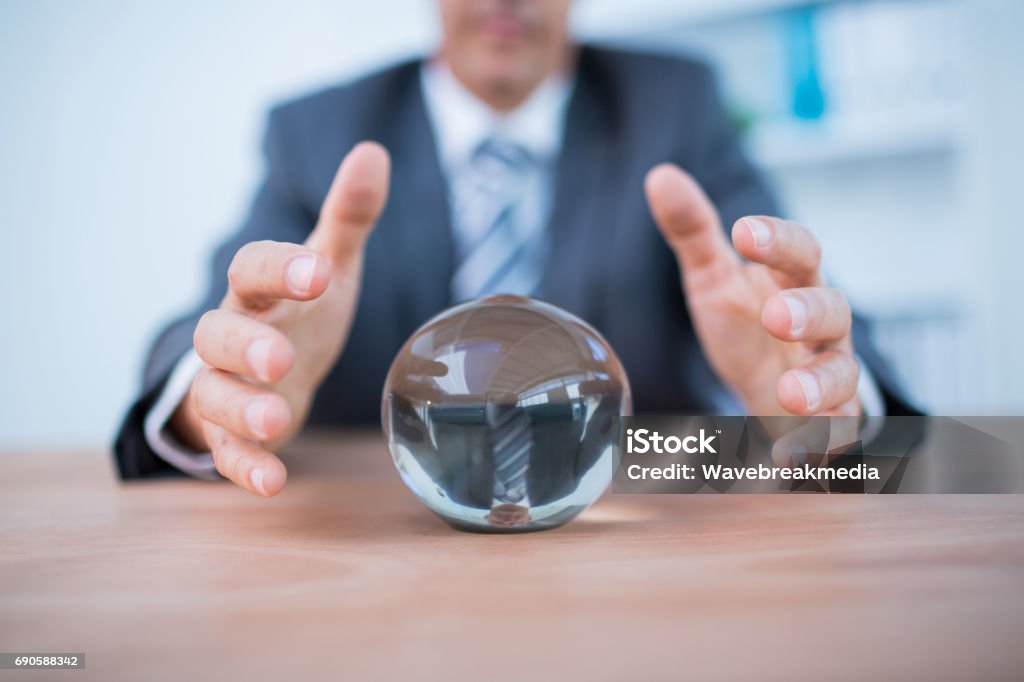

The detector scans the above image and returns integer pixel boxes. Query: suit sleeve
[112,106,317,479]
[681,63,921,418]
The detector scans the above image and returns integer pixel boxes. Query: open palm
[645,165,860,420]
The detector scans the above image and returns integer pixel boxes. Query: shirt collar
[420,59,573,172]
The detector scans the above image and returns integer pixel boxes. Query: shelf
[576,0,841,35]
[745,112,962,169]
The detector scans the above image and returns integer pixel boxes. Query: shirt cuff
[142,349,220,479]
[856,355,886,445]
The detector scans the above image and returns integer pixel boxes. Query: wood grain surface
[2,430,1023,681]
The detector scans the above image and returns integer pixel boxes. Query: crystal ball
[381,295,632,533]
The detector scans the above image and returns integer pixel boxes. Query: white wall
[0,0,440,448]
[960,0,1024,414]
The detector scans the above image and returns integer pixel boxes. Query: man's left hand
[644,164,861,420]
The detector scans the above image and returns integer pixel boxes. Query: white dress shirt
[144,61,884,477]
[420,59,571,263]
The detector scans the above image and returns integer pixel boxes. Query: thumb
[306,141,391,266]
[644,163,739,289]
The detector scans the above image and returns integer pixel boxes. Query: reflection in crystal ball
[382,295,632,533]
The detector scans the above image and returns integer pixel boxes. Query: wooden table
[2,431,1023,681]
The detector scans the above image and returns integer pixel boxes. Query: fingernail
[286,255,316,294]
[745,217,774,248]
[250,466,267,495]
[787,442,808,466]
[780,292,809,336]
[794,370,822,412]
[245,397,270,440]
[246,338,273,382]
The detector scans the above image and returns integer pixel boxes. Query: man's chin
[475,65,543,104]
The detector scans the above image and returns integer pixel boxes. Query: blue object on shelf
[783,6,826,120]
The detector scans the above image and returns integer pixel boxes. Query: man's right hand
[170,142,391,497]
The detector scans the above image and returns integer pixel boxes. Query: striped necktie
[487,401,531,505]
[450,137,544,302]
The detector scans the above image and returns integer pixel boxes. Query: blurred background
[2,0,1022,449]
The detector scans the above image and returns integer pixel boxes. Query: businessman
[115,0,916,496]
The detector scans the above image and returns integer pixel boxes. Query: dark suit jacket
[114,46,918,479]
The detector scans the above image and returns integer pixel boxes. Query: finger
[761,287,851,344]
[194,309,295,383]
[191,367,292,443]
[777,350,859,416]
[732,216,823,287]
[203,421,288,497]
[770,412,862,467]
[306,141,391,267]
[226,241,331,308]
[645,164,739,291]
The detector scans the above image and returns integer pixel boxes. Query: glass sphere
[382,295,632,533]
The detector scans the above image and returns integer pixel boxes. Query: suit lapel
[541,49,618,324]
[376,64,457,334]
